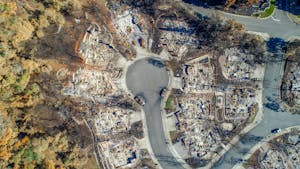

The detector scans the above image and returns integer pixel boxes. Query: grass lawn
[165,98,173,110]
[297,15,300,18]
[256,0,276,18]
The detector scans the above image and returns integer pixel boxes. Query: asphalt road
[222,9,300,40]
[185,4,300,40]
[126,58,185,169]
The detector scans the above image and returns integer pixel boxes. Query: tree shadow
[266,37,286,53]
[265,37,287,62]
[276,0,300,15]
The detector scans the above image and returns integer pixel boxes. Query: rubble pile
[61,20,147,168]
[94,107,131,136]
[221,48,257,81]
[114,9,148,45]
[107,1,151,50]
[224,87,257,125]
[183,57,214,93]
[282,64,300,107]
[158,18,199,58]
[62,68,118,101]
[170,53,262,164]
[102,138,140,168]
[183,124,220,159]
[79,24,118,67]
[176,94,220,160]
[178,94,214,121]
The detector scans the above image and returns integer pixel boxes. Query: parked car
[271,128,281,134]
[134,95,145,106]
[148,58,165,68]
[265,102,280,111]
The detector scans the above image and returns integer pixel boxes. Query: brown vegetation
[0,0,113,168]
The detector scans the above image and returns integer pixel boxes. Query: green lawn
[297,15,300,19]
[256,0,276,18]
[0,3,9,12]
[165,98,173,110]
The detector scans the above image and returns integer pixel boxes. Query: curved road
[126,58,185,169]
[221,9,300,39]
[184,3,300,40]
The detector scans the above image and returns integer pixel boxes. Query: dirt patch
[128,120,144,139]
[169,130,184,144]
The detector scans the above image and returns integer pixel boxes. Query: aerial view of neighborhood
[0,0,299,169]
